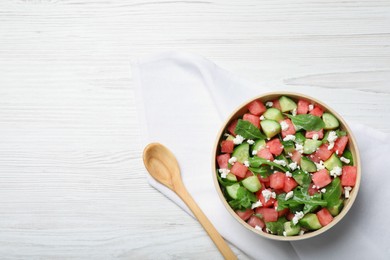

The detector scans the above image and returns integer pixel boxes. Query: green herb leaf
[249,157,288,172]
[323,177,342,207]
[228,186,257,210]
[265,217,287,235]
[216,173,237,187]
[248,165,272,178]
[286,114,325,131]
[234,119,266,140]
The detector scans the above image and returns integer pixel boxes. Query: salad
[216,96,357,236]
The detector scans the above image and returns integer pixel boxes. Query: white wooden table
[0,1,389,259]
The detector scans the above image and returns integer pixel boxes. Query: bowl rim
[212,91,361,241]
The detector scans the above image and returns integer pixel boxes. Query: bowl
[212,91,361,241]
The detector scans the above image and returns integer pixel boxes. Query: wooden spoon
[143,143,237,260]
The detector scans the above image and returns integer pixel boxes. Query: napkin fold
[133,51,390,259]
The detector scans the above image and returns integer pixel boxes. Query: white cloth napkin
[133,51,390,259]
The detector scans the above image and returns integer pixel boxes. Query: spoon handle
[175,184,237,260]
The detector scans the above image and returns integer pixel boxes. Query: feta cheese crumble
[292,108,297,116]
[255,225,263,231]
[327,131,338,143]
[218,168,230,178]
[283,134,296,142]
[327,142,335,150]
[299,230,305,235]
[262,189,276,203]
[260,115,265,120]
[286,191,294,200]
[283,231,287,237]
[280,120,289,131]
[228,156,237,165]
[244,160,250,167]
[330,166,342,178]
[273,159,287,167]
[251,200,263,209]
[295,143,304,154]
[321,188,326,193]
[266,101,273,107]
[285,171,292,178]
[312,133,319,140]
[288,162,298,171]
[292,211,304,225]
[315,160,325,171]
[344,186,352,198]
[233,135,245,145]
[247,139,255,145]
[308,104,314,111]
[340,157,350,164]
[252,150,258,155]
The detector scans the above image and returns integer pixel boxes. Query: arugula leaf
[276,187,327,212]
[286,114,325,131]
[303,193,322,213]
[228,186,257,210]
[265,217,287,235]
[323,177,342,207]
[248,165,272,178]
[234,119,266,140]
[216,173,237,187]
[249,157,288,172]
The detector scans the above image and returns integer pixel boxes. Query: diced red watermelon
[308,184,319,196]
[247,215,265,229]
[274,201,289,217]
[306,129,324,139]
[312,169,332,188]
[287,212,295,221]
[217,154,230,169]
[236,209,254,221]
[309,153,321,163]
[273,188,285,195]
[256,207,278,222]
[333,135,349,155]
[227,119,238,136]
[257,188,276,207]
[316,208,333,226]
[267,138,284,156]
[283,176,298,193]
[258,175,270,183]
[221,140,234,153]
[309,106,324,117]
[243,113,260,128]
[247,100,266,116]
[257,148,274,161]
[270,172,285,190]
[230,162,248,178]
[272,99,281,110]
[341,166,357,187]
[281,119,296,138]
[313,144,333,161]
[297,99,310,114]
[245,170,254,178]
[291,150,302,164]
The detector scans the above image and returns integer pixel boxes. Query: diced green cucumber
[263,108,284,122]
[242,176,262,192]
[260,119,281,138]
[226,173,237,182]
[295,132,306,144]
[292,170,311,186]
[252,139,266,153]
[232,143,250,163]
[279,96,297,112]
[303,139,322,154]
[342,149,354,165]
[327,199,344,216]
[324,153,342,171]
[300,156,317,173]
[265,217,287,235]
[226,134,235,141]
[226,183,241,199]
[282,140,295,154]
[299,213,322,230]
[283,221,301,236]
[323,113,339,130]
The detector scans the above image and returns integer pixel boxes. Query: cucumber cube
[279,96,298,112]
[260,119,281,138]
[303,139,322,154]
[226,183,240,199]
[324,153,342,171]
[242,176,262,192]
[263,108,284,122]
[299,213,322,230]
[323,113,340,130]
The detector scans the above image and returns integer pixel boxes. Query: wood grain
[0,0,389,259]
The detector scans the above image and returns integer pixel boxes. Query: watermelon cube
[316,208,333,226]
[247,100,266,116]
[312,169,332,188]
[257,188,276,207]
[309,106,324,117]
[306,129,324,139]
[217,154,230,169]
[257,148,274,161]
[227,119,238,136]
[314,144,333,161]
[333,136,349,155]
[236,209,254,221]
[247,215,265,229]
[297,99,310,114]
[221,140,234,153]
[291,150,302,164]
[308,184,319,196]
[341,166,357,187]
[283,176,298,193]
[245,170,254,178]
[270,171,285,190]
[230,162,248,178]
[267,138,284,156]
[256,207,278,222]
[272,99,281,110]
[243,113,260,128]
[281,119,296,138]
